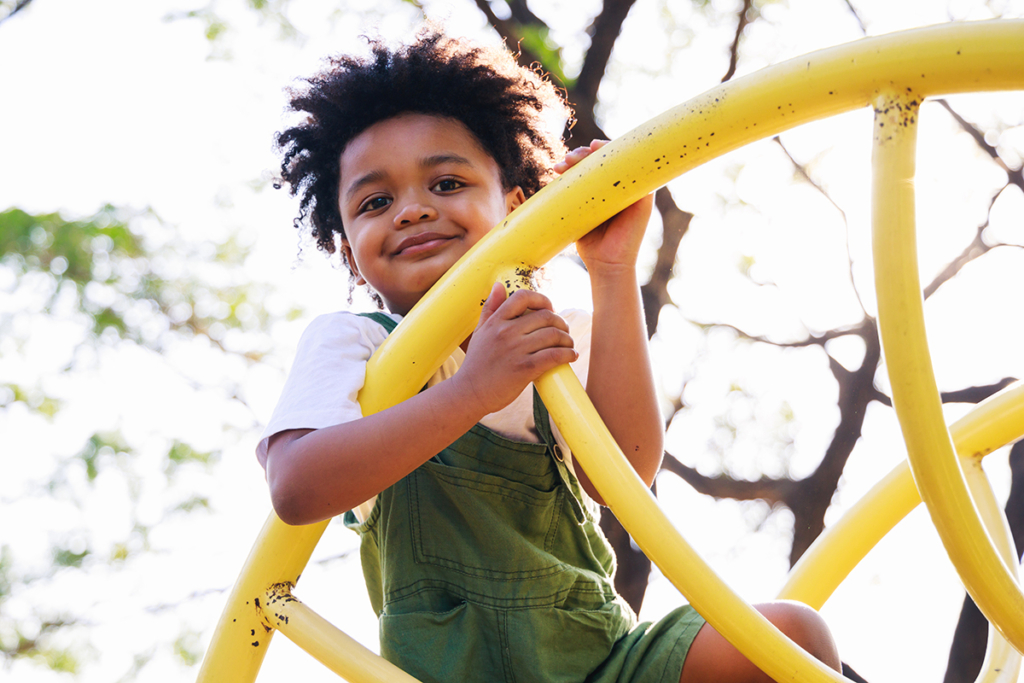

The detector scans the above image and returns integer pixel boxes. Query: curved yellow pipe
[779,384,1024,681]
[196,514,329,681]
[535,366,847,682]
[781,382,1024,607]
[871,90,1024,651]
[263,584,421,683]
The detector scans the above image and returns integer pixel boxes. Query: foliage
[162,0,300,56]
[0,206,280,359]
[0,205,297,677]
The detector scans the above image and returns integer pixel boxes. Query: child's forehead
[339,113,500,179]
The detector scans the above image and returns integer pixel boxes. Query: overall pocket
[409,460,566,580]
[380,601,506,683]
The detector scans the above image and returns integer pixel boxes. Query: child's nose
[393,201,438,227]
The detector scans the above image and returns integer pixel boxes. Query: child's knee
[757,600,840,669]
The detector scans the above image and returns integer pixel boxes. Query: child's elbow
[266,463,321,526]
[268,476,307,526]
[265,430,322,526]
[272,497,306,527]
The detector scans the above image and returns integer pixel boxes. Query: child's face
[338,113,524,315]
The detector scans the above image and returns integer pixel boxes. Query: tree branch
[774,136,868,317]
[870,377,1018,408]
[936,98,1023,192]
[786,318,880,562]
[721,0,753,83]
[660,318,882,564]
[639,188,693,338]
[660,453,796,505]
[471,0,545,69]
[503,0,543,27]
[922,205,993,301]
[568,0,638,144]
[841,0,868,35]
[705,318,875,350]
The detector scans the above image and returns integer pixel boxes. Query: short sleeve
[255,312,396,468]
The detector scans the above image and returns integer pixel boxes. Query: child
[260,29,841,683]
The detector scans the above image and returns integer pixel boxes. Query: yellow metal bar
[196,514,329,683]
[780,461,918,608]
[779,382,1024,608]
[960,387,1023,683]
[779,385,1024,682]
[535,366,847,683]
[872,91,1024,652]
[965,456,1022,683]
[262,584,422,683]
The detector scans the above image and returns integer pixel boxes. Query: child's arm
[265,286,578,526]
[553,141,663,505]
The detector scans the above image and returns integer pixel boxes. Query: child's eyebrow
[343,170,387,204]
[420,153,473,169]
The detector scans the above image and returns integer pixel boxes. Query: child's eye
[359,196,391,213]
[432,178,463,193]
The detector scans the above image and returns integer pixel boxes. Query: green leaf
[42,647,80,674]
[165,441,219,475]
[52,546,91,568]
[1,205,293,356]
[74,432,131,482]
[205,19,227,42]
[173,629,203,667]
[174,496,211,513]
[516,24,572,87]
[0,384,62,417]
[109,543,130,563]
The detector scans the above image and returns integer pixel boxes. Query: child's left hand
[554,140,654,275]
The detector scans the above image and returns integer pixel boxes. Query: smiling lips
[393,232,455,256]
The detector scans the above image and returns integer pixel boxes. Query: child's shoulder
[298,310,402,349]
[306,309,400,329]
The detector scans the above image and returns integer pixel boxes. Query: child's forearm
[265,375,486,526]
[583,264,664,500]
[266,287,578,526]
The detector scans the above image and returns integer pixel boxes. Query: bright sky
[1,0,1024,681]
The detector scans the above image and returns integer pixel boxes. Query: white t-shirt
[257,309,594,521]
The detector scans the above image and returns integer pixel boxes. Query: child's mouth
[394,232,454,256]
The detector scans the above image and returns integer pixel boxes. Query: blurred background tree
[1,0,1022,681]
[0,205,297,676]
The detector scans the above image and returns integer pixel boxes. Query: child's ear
[340,240,367,286]
[505,186,525,214]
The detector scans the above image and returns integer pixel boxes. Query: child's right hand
[455,282,577,415]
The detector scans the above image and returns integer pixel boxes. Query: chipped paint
[872,90,921,145]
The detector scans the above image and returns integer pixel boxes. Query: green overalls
[344,313,704,683]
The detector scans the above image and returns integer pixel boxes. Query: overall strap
[532,388,588,524]
[358,311,398,333]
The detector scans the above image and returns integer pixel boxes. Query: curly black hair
[276,29,572,264]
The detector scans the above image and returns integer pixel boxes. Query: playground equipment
[198,19,1024,682]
